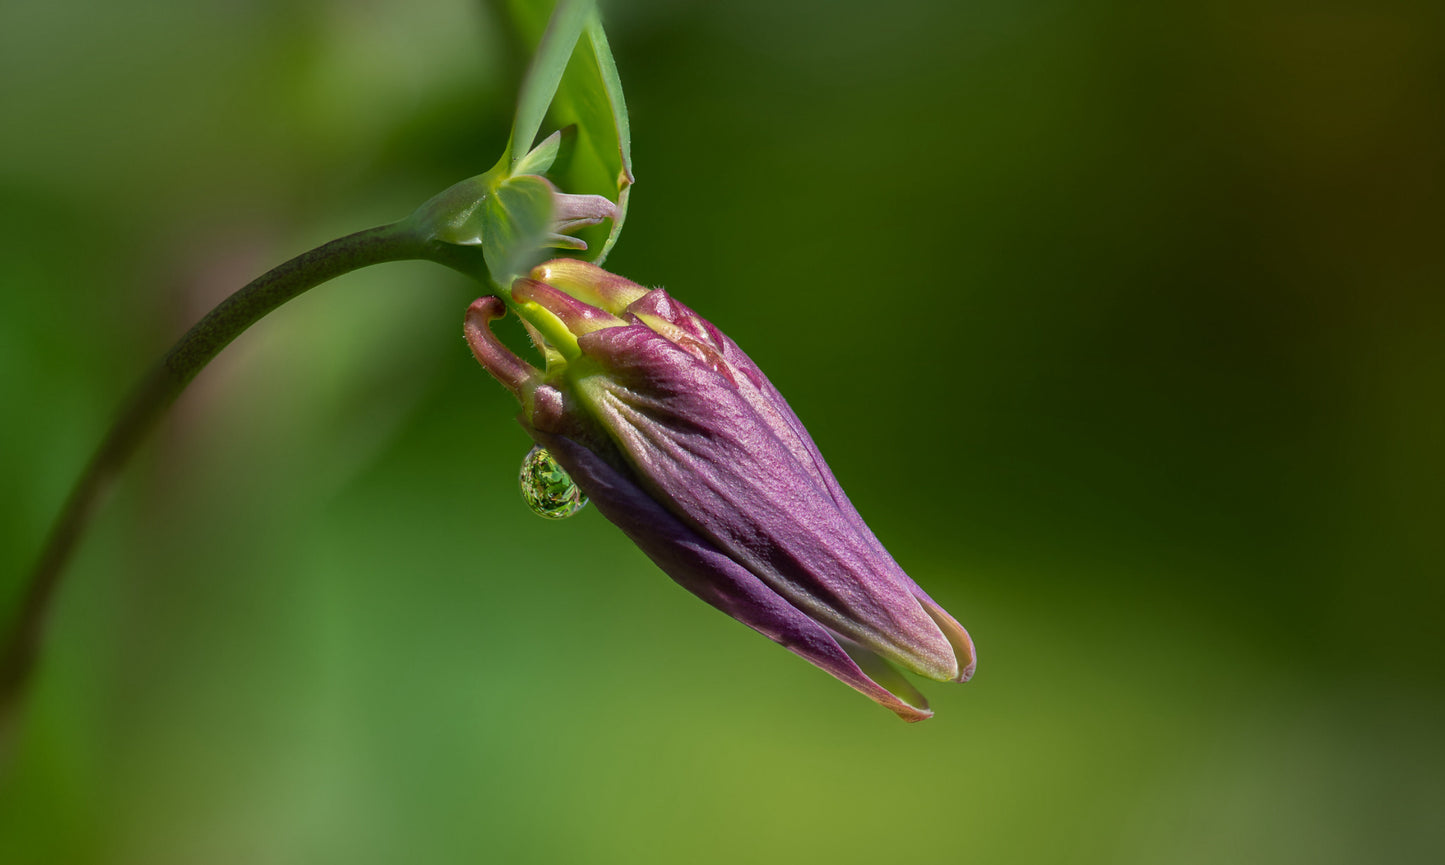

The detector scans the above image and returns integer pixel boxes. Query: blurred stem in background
[2,222,442,729]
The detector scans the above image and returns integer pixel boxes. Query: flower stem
[1,220,464,732]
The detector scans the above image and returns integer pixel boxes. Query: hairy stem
[1,221,460,729]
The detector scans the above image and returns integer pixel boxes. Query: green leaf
[480,174,556,285]
[418,0,632,286]
[500,1,633,265]
[508,0,593,167]
[542,10,633,264]
[513,129,563,176]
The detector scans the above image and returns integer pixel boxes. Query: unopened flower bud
[466,261,976,720]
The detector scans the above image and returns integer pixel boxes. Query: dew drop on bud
[519,445,588,519]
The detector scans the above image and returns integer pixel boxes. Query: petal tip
[896,704,935,723]
[957,653,977,684]
[914,592,976,684]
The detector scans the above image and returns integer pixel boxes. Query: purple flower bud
[465,261,975,721]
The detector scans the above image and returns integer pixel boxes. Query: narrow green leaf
[514,129,563,176]
[508,0,594,167]
[542,8,634,264]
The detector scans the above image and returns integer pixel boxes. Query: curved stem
[1,221,447,727]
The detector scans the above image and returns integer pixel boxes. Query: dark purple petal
[624,290,977,682]
[530,428,935,722]
[573,322,962,682]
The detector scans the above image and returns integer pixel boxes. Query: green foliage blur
[2,0,1442,862]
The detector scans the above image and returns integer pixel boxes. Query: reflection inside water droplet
[519,445,588,519]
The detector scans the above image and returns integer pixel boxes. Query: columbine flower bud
[465,261,975,721]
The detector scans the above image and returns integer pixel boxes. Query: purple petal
[463,296,539,402]
[531,429,935,722]
[625,290,976,682]
[573,323,962,682]
[513,278,626,335]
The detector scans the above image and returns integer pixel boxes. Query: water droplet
[519,445,588,519]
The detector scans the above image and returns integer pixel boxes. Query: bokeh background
[3,0,1442,862]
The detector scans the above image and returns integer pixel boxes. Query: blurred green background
[3,0,1442,862]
